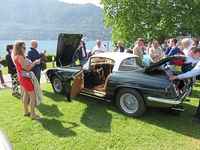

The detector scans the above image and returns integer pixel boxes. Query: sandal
[12,92,21,97]
[30,115,42,120]
[24,112,30,116]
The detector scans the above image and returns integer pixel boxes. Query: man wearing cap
[133,38,144,60]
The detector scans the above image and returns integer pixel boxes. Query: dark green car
[46,33,191,117]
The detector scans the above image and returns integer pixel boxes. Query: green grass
[1,62,53,74]
[1,64,200,149]
[1,82,200,149]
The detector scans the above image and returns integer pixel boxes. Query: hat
[137,38,144,41]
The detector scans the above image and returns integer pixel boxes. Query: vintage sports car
[46,33,191,117]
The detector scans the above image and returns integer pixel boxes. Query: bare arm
[18,55,41,71]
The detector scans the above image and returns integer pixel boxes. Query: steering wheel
[93,64,104,78]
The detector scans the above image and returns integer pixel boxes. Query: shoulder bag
[22,70,32,79]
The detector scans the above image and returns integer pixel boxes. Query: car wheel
[116,88,146,117]
[52,75,65,94]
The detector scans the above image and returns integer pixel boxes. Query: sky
[58,0,101,7]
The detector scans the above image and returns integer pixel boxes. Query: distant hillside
[0,0,111,40]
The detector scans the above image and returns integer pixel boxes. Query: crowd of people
[1,37,200,123]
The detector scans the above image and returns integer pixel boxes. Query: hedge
[0,54,56,67]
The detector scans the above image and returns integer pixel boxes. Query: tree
[101,0,200,47]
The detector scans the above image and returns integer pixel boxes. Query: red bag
[172,50,186,66]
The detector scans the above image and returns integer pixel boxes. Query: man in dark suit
[114,41,124,52]
[28,40,46,83]
[70,40,87,66]
[77,40,87,65]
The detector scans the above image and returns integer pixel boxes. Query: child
[5,44,20,96]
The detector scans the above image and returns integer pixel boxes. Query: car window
[136,57,149,68]
[90,57,115,65]
[119,57,141,71]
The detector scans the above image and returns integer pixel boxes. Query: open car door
[70,70,84,100]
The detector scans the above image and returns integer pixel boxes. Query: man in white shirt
[170,48,200,80]
[169,47,200,124]
[92,40,107,55]
[181,38,199,91]
[149,40,163,64]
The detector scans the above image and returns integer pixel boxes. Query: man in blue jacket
[165,38,180,71]
[28,40,46,83]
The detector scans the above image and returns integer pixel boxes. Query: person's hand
[78,45,82,49]
[169,75,178,81]
[43,49,47,54]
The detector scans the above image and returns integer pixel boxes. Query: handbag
[41,55,48,71]
[22,70,32,79]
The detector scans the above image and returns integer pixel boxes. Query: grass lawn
[1,65,200,149]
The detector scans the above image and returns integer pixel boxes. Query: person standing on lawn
[13,40,42,120]
[27,40,46,83]
[5,44,20,96]
[169,47,200,124]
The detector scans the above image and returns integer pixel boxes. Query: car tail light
[173,84,179,96]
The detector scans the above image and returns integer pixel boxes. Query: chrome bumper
[147,86,192,105]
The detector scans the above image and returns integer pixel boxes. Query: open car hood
[56,33,83,67]
[145,55,186,71]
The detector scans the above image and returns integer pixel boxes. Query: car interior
[83,57,114,92]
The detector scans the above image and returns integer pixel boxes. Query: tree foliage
[101,0,200,47]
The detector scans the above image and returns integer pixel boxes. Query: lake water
[0,40,113,56]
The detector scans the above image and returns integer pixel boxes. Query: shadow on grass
[39,118,78,137]
[76,94,200,139]
[40,86,200,139]
[42,89,67,102]
[194,81,200,87]
[191,89,200,97]
[37,103,64,117]
[75,95,116,133]
[139,101,200,139]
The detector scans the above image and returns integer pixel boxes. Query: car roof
[83,52,139,72]
[91,52,138,61]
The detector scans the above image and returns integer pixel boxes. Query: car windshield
[119,57,148,71]
[90,57,114,64]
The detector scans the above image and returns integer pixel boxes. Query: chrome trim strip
[147,87,191,105]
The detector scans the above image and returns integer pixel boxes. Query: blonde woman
[13,40,41,120]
